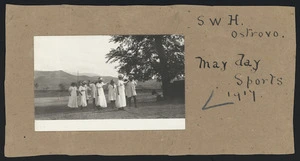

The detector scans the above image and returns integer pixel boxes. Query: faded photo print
[34,35,185,131]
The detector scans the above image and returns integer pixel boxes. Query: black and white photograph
[34,35,185,131]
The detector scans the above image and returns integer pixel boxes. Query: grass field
[34,89,160,98]
[35,90,185,120]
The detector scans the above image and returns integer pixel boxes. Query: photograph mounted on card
[34,35,185,131]
[5,5,295,156]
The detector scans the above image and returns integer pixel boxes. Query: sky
[34,35,120,77]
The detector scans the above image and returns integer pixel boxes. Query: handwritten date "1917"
[228,90,256,102]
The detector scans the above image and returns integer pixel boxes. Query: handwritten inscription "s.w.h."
[197,14,239,26]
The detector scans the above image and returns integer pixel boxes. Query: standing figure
[124,79,129,105]
[84,81,91,104]
[127,76,138,108]
[89,81,97,108]
[78,82,88,107]
[68,82,78,108]
[116,74,126,110]
[108,80,117,108]
[95,78,107,108]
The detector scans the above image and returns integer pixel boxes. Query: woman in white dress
[108,80,117,108]
[116,74,126,110]
[78,82,87,107]
[95,78,107,108]
[68,82,78,108]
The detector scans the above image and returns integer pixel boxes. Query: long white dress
[68,86,78,108]
[108,84,117,101]
[116,80,126,108]
[78,86,87,107]
[126,81,137,97]
[96,82,107,107]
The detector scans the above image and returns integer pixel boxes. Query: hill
[34,70,161,90]
[68,72,100,77]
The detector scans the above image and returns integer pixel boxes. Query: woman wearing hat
[95,77,107,108]
[108,79,117,108]
[67,82,78,108]
[116,74,126,110]
[78,81,88,108]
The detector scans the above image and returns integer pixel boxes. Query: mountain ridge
[34,70,161,90]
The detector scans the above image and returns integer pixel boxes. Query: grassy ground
[35,91,185,120]
[34,89,161,98]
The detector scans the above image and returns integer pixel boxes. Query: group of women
[67,74,137,110]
